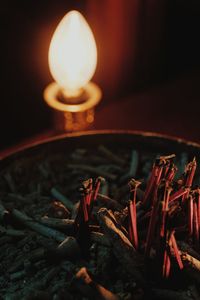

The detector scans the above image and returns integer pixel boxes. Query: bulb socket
[44,82,102,132]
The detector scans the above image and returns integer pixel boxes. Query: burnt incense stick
[75,267,119,300]
[90,231,111,247]
[181,252,200,272]
[51,187,74,211]
[0,145,200,299]
[152,288,192,300]
[37,216,74,231]
[98,145,126,166]
[11,209,66,242]
[67,164,117,180]
[4,172,16,193]
[97,193,123,211]
[97,208,144,284]
[0,225,26,237]
[0,201,9,222]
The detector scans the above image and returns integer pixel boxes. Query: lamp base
[43,82,102,132]
[54,109,95,132]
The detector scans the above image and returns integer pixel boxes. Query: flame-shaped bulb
[48,10,97,95]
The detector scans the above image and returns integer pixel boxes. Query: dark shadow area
[0,0,200,151]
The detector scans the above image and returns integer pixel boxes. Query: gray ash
[0,144,199,299]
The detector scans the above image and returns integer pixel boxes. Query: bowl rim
[0,130,200,162]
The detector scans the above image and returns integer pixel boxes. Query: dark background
[0,0,200,151]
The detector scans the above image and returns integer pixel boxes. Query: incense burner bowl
[1,130,200,166]
[0,130,200,299]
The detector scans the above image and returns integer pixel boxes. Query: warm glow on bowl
[48,10,97,95]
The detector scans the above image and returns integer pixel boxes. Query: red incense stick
[160,185,171,238]
[196,188,200,230]
[128,199,138,250]
[163,249,171,278]
[193,201,199,247]
[93,177,105,201]
[86,179,93,206]
[128,179,141,249]
[145,185,159,258]
[188,195,194,237]
[142,164,158,206]
[166,164,177,183]
[82,193,89,222]
[169,188,189,203]
[170,231,183,270]
[182,158,197,201]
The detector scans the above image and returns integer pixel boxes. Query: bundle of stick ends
[0,144,200,300]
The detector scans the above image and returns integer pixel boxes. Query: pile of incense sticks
[0,145,200,299]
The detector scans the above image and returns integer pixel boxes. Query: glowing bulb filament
[48,10,97,95]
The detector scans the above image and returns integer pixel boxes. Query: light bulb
[48,10,97,96]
